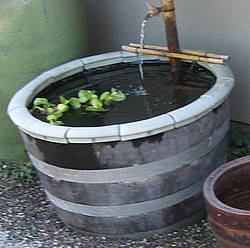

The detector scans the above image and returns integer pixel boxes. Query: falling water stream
[137,19,153,115]
[138,19,147,80]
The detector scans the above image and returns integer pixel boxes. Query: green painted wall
[0,0,86,161]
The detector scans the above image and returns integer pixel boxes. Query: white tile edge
[66,125,121,143]
[7,52,235,143]
[119,114,175,141]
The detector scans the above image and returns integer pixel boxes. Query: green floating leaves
[57,104,69,112]
[33,98,49,106]
[46,114,58,121]
[31,87,126,125]
[33,106,46,112]
[78,90,92,103]
[59,95,69,104]
[90,98,103,108]
[111,91,126,102]
[51,120,64,125]
[69,97,81,109]
[100,91,111,101]
[45,107,55,115]
[85,106,106,112]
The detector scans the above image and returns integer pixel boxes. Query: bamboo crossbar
[129,43,229,61]
[122,45,225,64]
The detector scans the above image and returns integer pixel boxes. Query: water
[33,62,215,127]
[138,19,147,80]
[128,85,148,96]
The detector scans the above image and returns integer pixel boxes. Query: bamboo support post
[122,45,225,64]
[145,0,182,71]
[129,43,230,60]
[161,0,181,71]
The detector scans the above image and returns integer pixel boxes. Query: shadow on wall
[85,0,165,55]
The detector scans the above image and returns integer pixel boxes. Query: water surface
[34,62,215,127]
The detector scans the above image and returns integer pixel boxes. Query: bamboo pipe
[122,45,225,64]
[161,0,181,71]
[129,43,229,60]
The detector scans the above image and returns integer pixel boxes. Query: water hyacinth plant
[31,88,126,125]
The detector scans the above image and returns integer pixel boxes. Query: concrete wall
[85,0,250,125]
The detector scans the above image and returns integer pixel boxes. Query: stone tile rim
[7,52,234,142]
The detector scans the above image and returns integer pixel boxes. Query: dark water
[34,62,215,127]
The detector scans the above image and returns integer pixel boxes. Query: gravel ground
[0,176,222,248]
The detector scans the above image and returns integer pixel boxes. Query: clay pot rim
[203,155,250,215]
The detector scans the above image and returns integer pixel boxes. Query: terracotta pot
[204,156,250,248]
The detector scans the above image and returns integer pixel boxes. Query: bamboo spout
[145,0,181,72]
[144,2,164,19]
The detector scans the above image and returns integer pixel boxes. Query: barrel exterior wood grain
[204,156,250,248]
[7,52,234,238]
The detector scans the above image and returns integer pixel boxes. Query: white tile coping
[66,125,120,143]
[119,114,175,141]
[7,51,234,143]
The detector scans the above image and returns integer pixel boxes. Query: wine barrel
[8,52,234,238]
[204,156,250,248]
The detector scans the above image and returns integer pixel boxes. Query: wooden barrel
[204,156,250,248]
[7,52,234,238]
